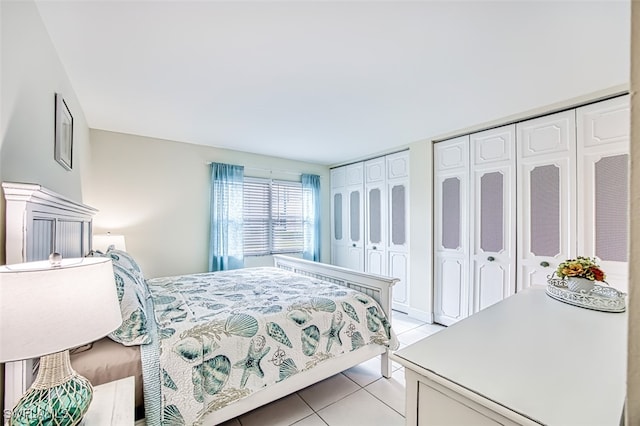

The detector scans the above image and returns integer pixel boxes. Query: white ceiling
[35,1,630,165]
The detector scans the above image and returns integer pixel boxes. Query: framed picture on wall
[54,93,73,170]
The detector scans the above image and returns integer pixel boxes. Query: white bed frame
[2,182,399,425]
[201,255,397,420]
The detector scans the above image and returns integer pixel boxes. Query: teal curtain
[209,163,245,271]
[302,174,321,261]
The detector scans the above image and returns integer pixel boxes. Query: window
[243,177,304,255]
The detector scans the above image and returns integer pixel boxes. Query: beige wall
[627,0,639,423]
[0,0,92,265]
[0,0,91,203]
[408,142,433,320]
[87,129,330,279]
[0,0,92,415]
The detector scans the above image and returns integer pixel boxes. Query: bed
[3,182,399,425]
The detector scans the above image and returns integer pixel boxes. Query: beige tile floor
[220,312,445,426]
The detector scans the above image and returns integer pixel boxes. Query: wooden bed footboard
[273,255,397,318]
[204,256,400,425]
[273,255,398,378]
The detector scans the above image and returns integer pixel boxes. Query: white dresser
[394,287,627,425]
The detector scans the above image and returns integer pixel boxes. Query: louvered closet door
[387,151,410,312]
[345,163,365,271]
[331,167,348,267]
[434,136,470,326]
[365,157,387,275]
[517,110,576,289]
[577,95,630,293]
[470,125,516,312]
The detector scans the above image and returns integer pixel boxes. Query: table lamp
[92,233,127,253]
[0,255,122,426]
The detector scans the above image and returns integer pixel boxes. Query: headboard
[2,182,97,417]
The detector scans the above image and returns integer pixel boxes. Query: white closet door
[577,95,630,293]
[365,157,387,275]
[517,110,576,289]
[434,137,470,326]
[330,167,348,267]
[346,163,365,271]
[387,151,410,312]
[470,125,516,312]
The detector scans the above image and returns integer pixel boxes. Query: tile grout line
[362,382,405,418]
[300,374,364,419]
[238,314,430,426]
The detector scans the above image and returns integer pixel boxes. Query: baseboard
[405,306,432,323]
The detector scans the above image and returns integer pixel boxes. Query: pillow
[104,249,149,299]
[106,248,144,275]
[108,263,151,346]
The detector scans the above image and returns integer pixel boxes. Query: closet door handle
[540,261,550,268]
[487,256,495,262]
[352,243,356,247]
[373,246,377,250]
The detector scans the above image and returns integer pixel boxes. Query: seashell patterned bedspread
[145,267,399,425]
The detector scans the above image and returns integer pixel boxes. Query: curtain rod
[205,162,303,177]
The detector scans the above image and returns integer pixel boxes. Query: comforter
[143,267,398,425]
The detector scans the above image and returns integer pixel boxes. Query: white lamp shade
[0,257,122,362]
[93,234,127,252]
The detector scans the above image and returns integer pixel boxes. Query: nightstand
[83,376,135,425]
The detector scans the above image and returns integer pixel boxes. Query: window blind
[243,178,271,255]
[243,177,304,255]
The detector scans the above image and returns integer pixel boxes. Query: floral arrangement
[556,256,606,283]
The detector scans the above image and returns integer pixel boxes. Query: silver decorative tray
[546,277,626,313]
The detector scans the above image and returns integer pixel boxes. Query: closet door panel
[577,95,630,292]
[346,245,364,272]
[436,257,466,325]
[389,251,409,306]
[519,158,572,286]
[332,244,348,268]
[332,189,348,267]
[331,167,346,189]
[365,158,387,276]
[386,151,410,312]
[387,151,409,179]
[388,180,409,252]
[578,95,629,148]
[434,136,469,325]
[346,186,364,271]
[365,183,386,275]
[366,249,385,275]
[346,163,364,186]
[331,163,365,271]
[518,112,573,159]
[436,140,466,171]
[476,262,508,310]
[366,157,385,184]
[470,125,516,312]
[345,163,365,271]
[517,111,576,289]
[387,151,410,253]
[330,167,348,267]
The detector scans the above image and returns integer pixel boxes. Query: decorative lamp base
[10,351,93,426]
